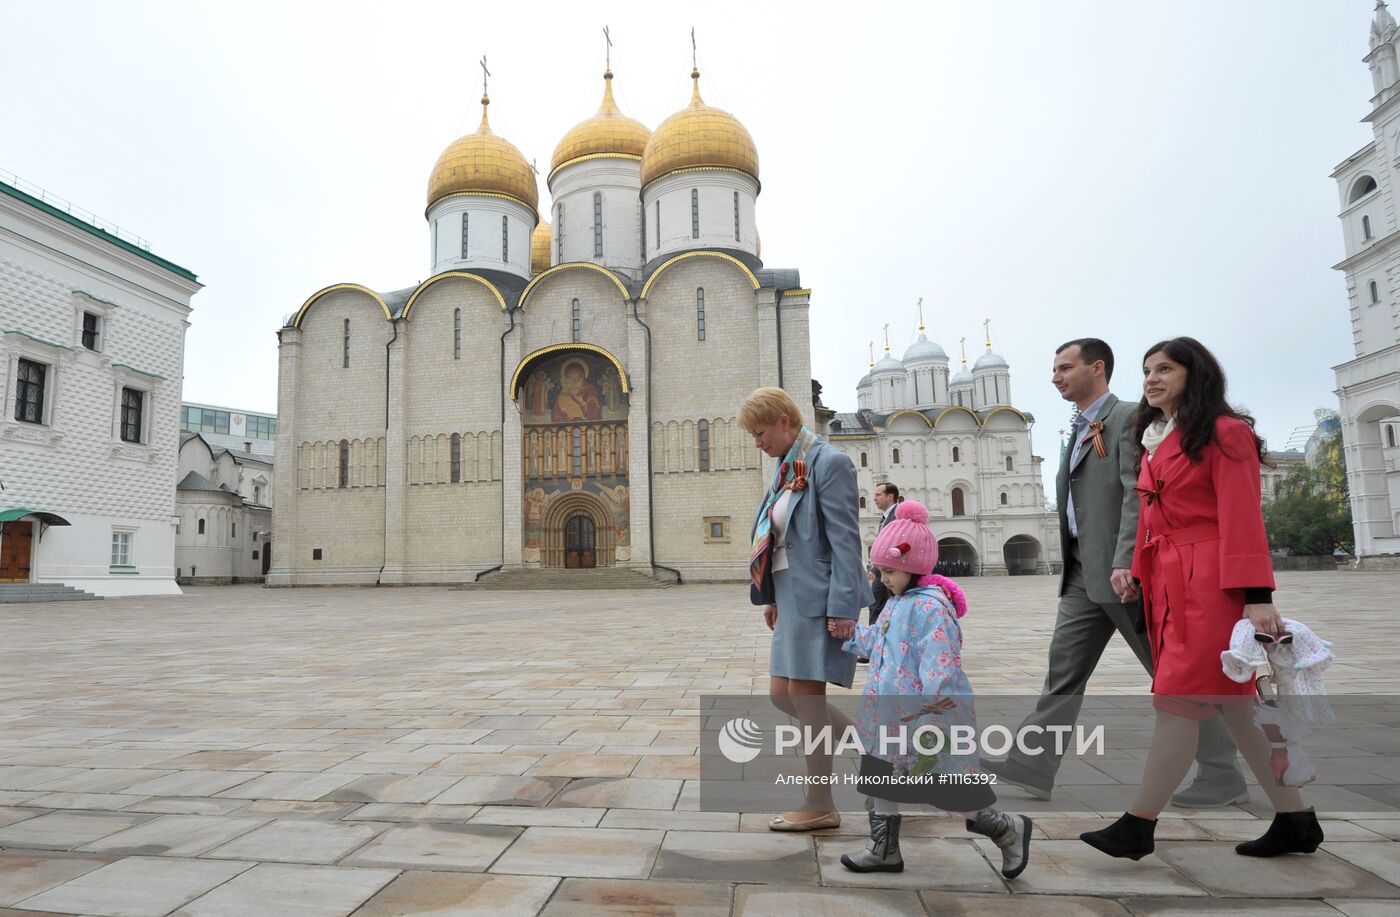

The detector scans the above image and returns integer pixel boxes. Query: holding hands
[827,618,855,640]
[1109,567,1139,602]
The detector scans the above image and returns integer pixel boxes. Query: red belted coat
[1131,416,1275,711]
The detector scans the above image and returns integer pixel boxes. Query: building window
[451,433,462,483]
[110,531,132,568]
[698,419,711,471]
[198,518,205,535]
[1351,175,1379,202]
[14,359,46,424]
[453,309,462,359]
[502,215,509,261]
[704,516,731,543]
[892,447,901,465]
[1005,455,1014,471]
[1000,492,1009,505]
[1388,426,1397,448]
[733,191,740,242]
[860,452,868,467]
[691,188,700,239]
[593,191,604,257]
[572,299,581,343]
[696,288,706,341]
[120,387,144,443]
[1370,280,1380,303]
[557,204,564,259]
[951,487,966,517]
[342,319,351,368]
[313,548,323,560]
[571,427,583,476]
[231,522,237,538]
[461,212,469,259]
[952,445,961,463]
[641,204,647,261]
[860,496,867,509]
[655,200,661,248]
[253,485,262,503]
[338,440,350,488]
[81,312,101,351]
[1363,214,1373,240]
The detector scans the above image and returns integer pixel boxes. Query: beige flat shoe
[768,811,841,832]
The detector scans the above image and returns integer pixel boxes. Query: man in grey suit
[866,482,900,625]
[986,339,1246,807]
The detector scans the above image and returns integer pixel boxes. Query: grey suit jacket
[1056,394,1140,606]
[751,438,874,619]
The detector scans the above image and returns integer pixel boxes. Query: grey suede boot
[968,809,1032,879]
[840,812,904,873]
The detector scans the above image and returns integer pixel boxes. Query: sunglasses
[1252,631,1293,645]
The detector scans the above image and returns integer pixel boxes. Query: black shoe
[983,757,1053,800]
[1236,809,1324,857]
[1170,776,1250,809]
[1080,812,1156,860]
[857,657,870,665]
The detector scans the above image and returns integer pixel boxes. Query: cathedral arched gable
[520,262,630,307]
[983,406,1029,429]
[515,268,631,358]
[885,410,933,432]
[639,251,760,300]
[403,272,508,316]
[293,283,392,327]
[934,406,981,430]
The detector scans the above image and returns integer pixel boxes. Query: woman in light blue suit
[742,387,873,831]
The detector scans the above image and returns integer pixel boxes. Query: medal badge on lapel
[1086,420,1108,459]
[786,459,808,492]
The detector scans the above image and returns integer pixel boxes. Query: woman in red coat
[1082,337,1321,861]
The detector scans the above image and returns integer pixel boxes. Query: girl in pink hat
[831,500,1032,879]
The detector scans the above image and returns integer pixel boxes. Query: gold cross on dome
[916,297,925,332]
[480,55,491,95]
[604,26,612,68]
[691,27,698,69]
[868,341,875,367]
[983,318,992,350]
[882,322,891,353]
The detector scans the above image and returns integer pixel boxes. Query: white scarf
[1140,416,1176,459]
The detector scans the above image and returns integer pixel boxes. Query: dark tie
[1069,410,1084,456]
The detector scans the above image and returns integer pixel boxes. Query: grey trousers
[1007,548,1242,786]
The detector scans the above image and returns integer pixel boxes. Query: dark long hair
[1132,337,1267,471]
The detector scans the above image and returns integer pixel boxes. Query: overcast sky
[2,1,1377,487]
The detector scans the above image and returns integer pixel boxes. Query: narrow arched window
[1371,280,1380,303]
[691,189,700,239]
[450,433,462,483]
[342,319,350,368]
[571,427,583,477]
[952,445,961,463]
[733,191,741,242]
[572,299,581,343]
[453,309,462,360]
[198,518,205,535]
[655,200,661,248]
[1351,175,1378,202]
[860,452,868,467]
[1389,426,1398,448]
[557,204,564,259]
[698,419,711,471]
[1000,492,1008,505]
[893,447,901,464]
[460,212,469,259]
[640,204,647,261]
[593,191,603,257]
[860,496,867,509]
[951,487,966,517]
[1005,455,1014,471]
[1363,214,1373,240]
[696,288,706,341]
[338,440,350,488]
[501,215,509,261]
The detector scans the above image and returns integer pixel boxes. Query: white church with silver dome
[827,317,1060,576]
[270,61,822,585]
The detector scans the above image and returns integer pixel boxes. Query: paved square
[0,572,1396,915]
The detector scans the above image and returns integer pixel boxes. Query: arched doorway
[565,514,597,568]
[515,346,631,567]
[261,541,272,576]
[1003,535,1041,575]
[936,537,978,577]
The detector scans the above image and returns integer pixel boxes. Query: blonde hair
[739,387,805,431]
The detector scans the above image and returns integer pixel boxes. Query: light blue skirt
[770,569,858,688]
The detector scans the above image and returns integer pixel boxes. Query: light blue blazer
[751,438,873,619]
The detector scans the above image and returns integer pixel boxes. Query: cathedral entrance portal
[564,515,597,568]
[515,346,631,568]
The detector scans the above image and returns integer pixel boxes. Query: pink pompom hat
[870,500,937,576]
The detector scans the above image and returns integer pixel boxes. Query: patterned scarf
[749,426,819,589]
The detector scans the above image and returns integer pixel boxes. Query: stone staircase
[0,583,102,604]
[460,566,678,590]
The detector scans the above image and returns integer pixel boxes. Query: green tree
[1263,409,1353,555]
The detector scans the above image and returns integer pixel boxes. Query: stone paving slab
[918,893,1131,916]
[0,813,152,851]
[489,827,664,879]
[203,818,381,864]
[1119,899,1351,916]
[77,814,268,858]
[169,862,399,916]
[16,855,253,916]
[0,851,115,908]
[734,883,923,916]
[341,823,519,871]
[355,872,559,916]
[1153,842,1400,898]
[543,877,732,916]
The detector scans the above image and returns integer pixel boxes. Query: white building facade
[1332,1,1400,565]
[0,176,200,595]
[273,67,813,585]
[833,332,1058,575]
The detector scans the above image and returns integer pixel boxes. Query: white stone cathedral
[1333,1,1400,566]
[271,65,818,585]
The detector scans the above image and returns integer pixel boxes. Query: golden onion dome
[426,94,539,212]
[641,69,759,187]
[530,219,552,275]
[550,70,651,176]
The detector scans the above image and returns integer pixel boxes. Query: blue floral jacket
[842,583,980,775]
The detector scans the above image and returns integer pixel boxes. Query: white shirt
[1066,390,1113,540]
